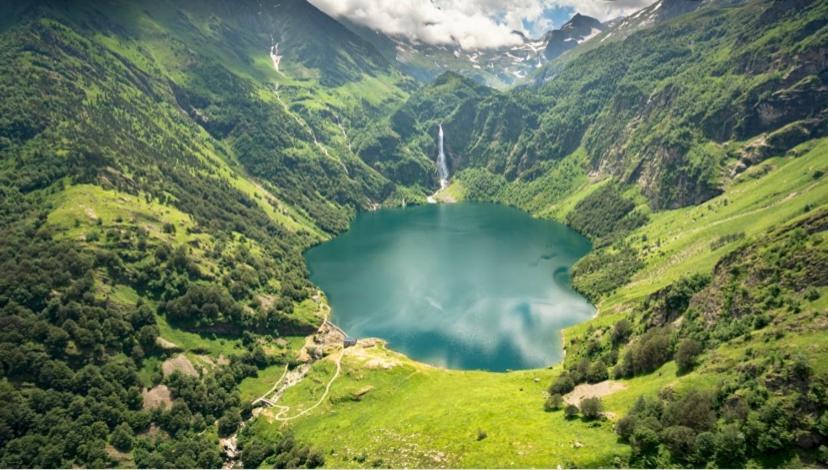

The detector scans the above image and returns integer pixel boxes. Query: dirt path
[222,297,339,468]
[270,349,344,422]
[252,364,289,406]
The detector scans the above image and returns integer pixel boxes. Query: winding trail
[270,349,344,421]
[222,295,341,468]
[252,364,289,406]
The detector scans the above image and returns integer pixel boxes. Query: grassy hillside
[242,139,828,468]
[0,0,419,467]
[0,0,825,468]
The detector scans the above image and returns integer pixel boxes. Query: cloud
[551,0,657,21]
[308,0,658,49]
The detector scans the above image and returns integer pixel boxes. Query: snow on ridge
[578,27,602,44]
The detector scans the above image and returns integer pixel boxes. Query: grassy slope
[246,139,827,468]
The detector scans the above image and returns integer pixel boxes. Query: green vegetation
[0,0,826,467]
[244,140,827,468]
[566,184,647,245]
[246,347,628,468]
[0,0,411,466]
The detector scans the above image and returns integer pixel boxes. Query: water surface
[305,203,594,371]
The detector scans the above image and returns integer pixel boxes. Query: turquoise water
[304,203,594,371]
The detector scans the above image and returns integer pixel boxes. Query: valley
[0,0,825,468]
[243,138,828,468]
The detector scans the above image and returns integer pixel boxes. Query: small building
[343,336,357,348]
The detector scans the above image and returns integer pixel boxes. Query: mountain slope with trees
[380,0,826,209]
[0,0,418,466]
[0,0,825,468]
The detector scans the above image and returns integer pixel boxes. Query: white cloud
[309,0,658,50]
[552,0,657,21]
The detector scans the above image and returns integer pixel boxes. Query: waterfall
[269,38,282,72]
[437,124,449,189]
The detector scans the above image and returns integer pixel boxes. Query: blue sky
[523,6,577,37]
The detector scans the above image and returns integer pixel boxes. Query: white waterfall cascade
[437,124,449,189]
[269,38,282,72]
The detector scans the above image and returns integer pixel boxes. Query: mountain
[602,0,704,39]
[0,0,826,468]
[532,0,705,84]
[377,0,827,210]
[543,13,605,61]
[0,0,419,466]
[341,13,606,89]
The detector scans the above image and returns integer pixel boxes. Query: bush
[616,415,637,442]
[549,372,575,395]
[631,421,661,459]
[714,424,746,468]
[612,319,633,345]
[630,328,673,375]
[663,389,716,432]
[694,431,716,464]
[566,184,640,240]
[587,360,609,383]
[661,425,696,463]
[675,339,702,373]
[805,288,821,301]
[545,393,564,411]
[164,285,243,327]
[580,397,603,420]
[241,441,273,468]
[564,404,580,420]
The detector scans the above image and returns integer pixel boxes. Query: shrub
[545,393,564,411]
[580,397,603,420]
[587,360,609,383]
[549,372,575,395]
[164,284,243,326]
[694,431,716,465]
[566,184,641,240]
[631,421,661,459]
[612,319,633,345]
[572,357,590,383]
[710,232,745,251]
[616,415,637,442]
[241,441,273,468]
[675,339,702,373]
[663,389,716,432]
[714,424,746,468]
[564,404,579,420]
[631,328,673,375]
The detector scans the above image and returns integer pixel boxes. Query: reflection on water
[305,203,595,371]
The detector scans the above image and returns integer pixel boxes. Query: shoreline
[302,199,598,377]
